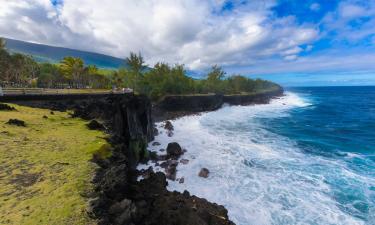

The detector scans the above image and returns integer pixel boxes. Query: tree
[0,37,5,50]
[0,40,11,83]
[206,65,225,93]
[125,52,145,92]
[39,63,63,88]
[59,57,85,88]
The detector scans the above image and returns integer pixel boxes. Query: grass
[0,104,110,225]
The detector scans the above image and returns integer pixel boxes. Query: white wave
[139,92,367,225]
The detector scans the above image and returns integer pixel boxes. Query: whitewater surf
[140,89,375,225]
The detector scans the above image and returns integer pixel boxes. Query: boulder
[166,142,183,158]
[164,120,174,131]
[6,119,26,127]
[165,160,178,181]
[198,168,210,178]
[152,141,161,146]
[164,121,174,137]
[87,120,105,130]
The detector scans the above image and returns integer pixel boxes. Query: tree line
[118,52,280,100]
[0,37,280,99]
[0,38,110,88]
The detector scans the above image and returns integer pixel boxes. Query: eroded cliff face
[153,87,284,121]
[69,94,234,225]
[4,93,235,224]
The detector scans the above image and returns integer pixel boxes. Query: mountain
[4,38,127,69]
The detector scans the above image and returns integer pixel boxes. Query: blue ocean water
[262,86,375,222]
[143,86,375,225]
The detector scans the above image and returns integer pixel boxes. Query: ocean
[142,86,375,225]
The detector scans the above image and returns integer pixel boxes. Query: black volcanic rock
[167,142,183,159]
[164,120,174,131]
[0,103,16,111]
[128,172,235,225]
[6,119,26,127]
[87,120,105,130]
[199,168,210,178]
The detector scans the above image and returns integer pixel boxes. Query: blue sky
[0,0,374,86]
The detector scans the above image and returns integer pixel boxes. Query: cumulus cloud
[0,0,317,70]
[310,3,321,12]
[322,0,375,42]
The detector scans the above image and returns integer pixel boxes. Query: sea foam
[139,92,366,225]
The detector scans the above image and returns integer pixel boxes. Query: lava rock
[108,198,132,215]
[100,164,128,199]
[0,103,16,111]
[164,121,174,137]
[153,127,159,136]
[6,119,26,127]
[129,172,235,225]
[152,141,161,146]
[166,142,183,159]
[87,120,105,130]
[180,159,189,165]
[198,168,210,178]
[165,160,178,181]
[164,120,174,131]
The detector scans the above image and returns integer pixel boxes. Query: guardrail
[1,88,115,96]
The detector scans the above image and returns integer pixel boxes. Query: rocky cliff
[6,94,234,225]
[4,89,284,224]
[153,87,284,121]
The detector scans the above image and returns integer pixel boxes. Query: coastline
[1,88,283,225]
[153,88,284,122]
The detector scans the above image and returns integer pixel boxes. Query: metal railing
[1,88,114,96]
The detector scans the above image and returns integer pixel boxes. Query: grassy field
[0,104,110,224]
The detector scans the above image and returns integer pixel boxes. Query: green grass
[0,104,110,225]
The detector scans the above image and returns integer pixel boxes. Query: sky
[0,0,374,86]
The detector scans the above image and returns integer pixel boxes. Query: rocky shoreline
[2,88,283,225]
[153,88,284,121]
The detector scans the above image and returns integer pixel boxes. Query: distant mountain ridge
[4,38,127,69]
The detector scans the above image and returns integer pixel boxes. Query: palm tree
[0,38,5,50]
[125,52,145,92]
[59,57,84,88]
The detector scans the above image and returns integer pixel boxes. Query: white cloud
[0,0,317,70]
[339,3,366,19]
[310,3,321,12]
[322,0,375,42]
[228,50,375,75]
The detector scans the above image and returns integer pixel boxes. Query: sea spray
[140,90,374,225]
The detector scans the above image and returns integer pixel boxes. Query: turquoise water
[144,86,375,225]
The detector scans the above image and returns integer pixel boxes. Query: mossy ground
[0,103,110,225]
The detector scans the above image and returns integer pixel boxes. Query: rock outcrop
[0,103,16,111]
[153,87,284,121]
[6,119,26,127]
[10,93,234,225]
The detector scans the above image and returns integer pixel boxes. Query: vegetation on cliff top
[0,37,280,100]
[0,104,109,224]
